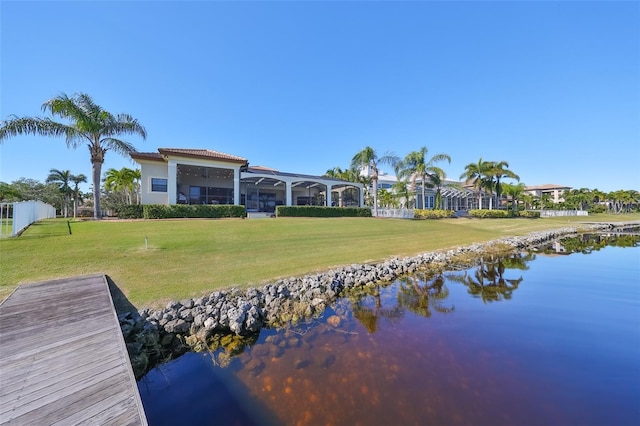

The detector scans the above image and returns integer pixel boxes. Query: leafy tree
[0,182,20,202]
[350,147,399,215]
[8,178,61,207]
[0,93,146,219]
[46,169,73,217]
[396,147,450,210]
[460,157,492,209]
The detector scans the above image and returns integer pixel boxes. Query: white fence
[0,201,57,238]
[375,208,415,219]
[540,210,588,217]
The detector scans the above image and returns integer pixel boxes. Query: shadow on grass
[13,220,73,239]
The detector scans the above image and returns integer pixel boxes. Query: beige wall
[139,161,170,205]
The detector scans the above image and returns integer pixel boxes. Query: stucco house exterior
[524,184,571,204]
[131,148,364,213]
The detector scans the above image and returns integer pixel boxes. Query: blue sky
[1,0,638,194]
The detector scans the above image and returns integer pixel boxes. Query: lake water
[138,234,640,425]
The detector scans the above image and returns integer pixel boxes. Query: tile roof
[129,151,164,162]
[158,148,248,163]
[525,184,571,190]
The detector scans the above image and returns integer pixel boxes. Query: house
[131,148,364,213]
[524,184,571,204]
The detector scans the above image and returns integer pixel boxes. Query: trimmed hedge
[413,209,455,219]
[469,209,509,218]
[276,206,372,217]
[115,204,246,219]
[469,209,540,219]
[115,205,144,219]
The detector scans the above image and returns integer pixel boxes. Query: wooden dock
[0,275,147,425]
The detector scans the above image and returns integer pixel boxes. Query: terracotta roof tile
[130,152,165,162]
[158,148,247,163]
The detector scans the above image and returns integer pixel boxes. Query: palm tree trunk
[421,173,426,209]
[373,177,378,217]
[92,161,102,219]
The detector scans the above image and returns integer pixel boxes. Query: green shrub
[276,206,372,217]
[138,204,246,219]
[414,209,455,219]
[468,209,540,219]
[116,204,144,219]
[518,210,541,218]
[468,209,510,219]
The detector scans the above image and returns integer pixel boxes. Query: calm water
[138,235,640,426]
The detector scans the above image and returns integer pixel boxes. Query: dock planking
[0,275,147,425]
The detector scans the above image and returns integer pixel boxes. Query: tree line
[326,146,639,214]
[1,92,637,217]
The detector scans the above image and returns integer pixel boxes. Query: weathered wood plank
[0,274,147,425]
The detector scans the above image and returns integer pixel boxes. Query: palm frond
[0,115,79,143]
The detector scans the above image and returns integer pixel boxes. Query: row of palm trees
[329,146,520,212]
[45,169,86,218]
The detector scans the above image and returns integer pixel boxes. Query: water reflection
[446,253,531,303]
[397,273,455,317]
[139,234,640,426]
[349,284,404,333]
[540,232,640,255]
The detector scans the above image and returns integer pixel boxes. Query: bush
[518,210,541,218]
[468,209,540,219]
[143,204,246,219]
[468,209,510,218]
[276,206,372,217]
[413,209,455,219]
[115,205,144,219]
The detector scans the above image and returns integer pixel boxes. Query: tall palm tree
[350,147,399,216]
[396,147,451,210]
[46,169,73,217]
[0,93,146,219]
[487,161,519,209]
[460,157,492,209]
[70,173,87,217]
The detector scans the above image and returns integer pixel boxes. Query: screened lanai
[240,167,364,212]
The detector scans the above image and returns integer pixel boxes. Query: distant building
[524,184,572,204]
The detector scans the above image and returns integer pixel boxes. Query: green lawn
[1,214,638,309]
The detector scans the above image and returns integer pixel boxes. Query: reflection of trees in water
[447,253,532,303]
[543,233,640,255]
[349,285,404,333]
[396,273,454,318]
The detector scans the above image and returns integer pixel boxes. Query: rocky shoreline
[119,222,637,378]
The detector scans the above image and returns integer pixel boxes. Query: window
[151,178,168,192]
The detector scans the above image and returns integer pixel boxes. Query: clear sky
[1,0,639,194]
